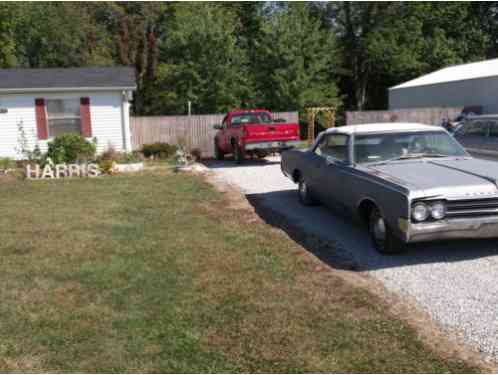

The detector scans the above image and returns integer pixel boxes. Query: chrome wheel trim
[299,180,307,200]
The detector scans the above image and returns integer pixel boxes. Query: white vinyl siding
[0,91,128,159]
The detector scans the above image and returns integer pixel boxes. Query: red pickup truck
[213,110,301,163]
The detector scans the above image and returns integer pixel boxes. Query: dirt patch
[202,170,496,372]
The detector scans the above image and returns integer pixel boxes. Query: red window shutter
[80,97,92,137]
[35,98,48,140]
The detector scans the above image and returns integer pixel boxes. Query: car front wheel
[369,208,404,254]
[297,177,316,206]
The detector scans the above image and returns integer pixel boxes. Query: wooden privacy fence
[346,107,463,126]
[130,111,299,158]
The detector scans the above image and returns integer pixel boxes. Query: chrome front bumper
[406,216,498,243]
[244,140,301,151]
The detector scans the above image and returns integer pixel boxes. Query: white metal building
[0,67,136,159]
[389,59,498,114]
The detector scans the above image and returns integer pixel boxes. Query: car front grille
[446,198,498,217]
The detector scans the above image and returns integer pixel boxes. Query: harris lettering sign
[26,163,100,179]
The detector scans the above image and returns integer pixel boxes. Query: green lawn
[0,170,480,372]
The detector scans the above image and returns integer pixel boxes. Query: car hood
[367,158,498,199]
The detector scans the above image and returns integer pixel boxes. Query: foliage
[321,2,490,109]
[0,4,17,67]
[97,159,114,174]
[153,3,252,114]
[0,157,15,170]
[47,134,97,164]
[97,146,143,173]
[15,120,42,162]
[2,2,498,114]
[141,142,177,159]
[114,151,142,164]
[255,3,340,112]
[11,3,114,67]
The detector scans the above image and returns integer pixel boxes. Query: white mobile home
[0,67,136,159]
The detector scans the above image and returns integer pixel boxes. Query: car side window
[314,134,349,162]
[464,121,488,136]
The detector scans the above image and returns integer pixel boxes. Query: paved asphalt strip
[207,155,498,364]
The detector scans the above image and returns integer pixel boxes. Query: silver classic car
[281,123,498,254]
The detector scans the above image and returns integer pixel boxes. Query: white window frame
[45,98,82,138]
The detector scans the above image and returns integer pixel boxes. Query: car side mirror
[213,124,223,130]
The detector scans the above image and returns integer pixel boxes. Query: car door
[480,120,498,156]
[310,133,352,213]
[454,120,488,153]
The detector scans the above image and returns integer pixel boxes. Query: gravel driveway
[207,155,498,363]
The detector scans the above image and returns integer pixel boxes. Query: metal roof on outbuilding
[390,58,498,90]
[0,67,136,92]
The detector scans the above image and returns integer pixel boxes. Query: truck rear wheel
[214,139,224,160]
[233,142,244,164]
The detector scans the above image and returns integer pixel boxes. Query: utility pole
[187,101,192,116]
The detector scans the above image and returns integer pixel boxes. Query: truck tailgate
[244,123,299,143]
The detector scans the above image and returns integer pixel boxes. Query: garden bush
[115,151,142,164]
[47,134,96,164]
[141,142,177,159]
[97,146,143,174]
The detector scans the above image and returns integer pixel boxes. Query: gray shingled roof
[0,67,136,92]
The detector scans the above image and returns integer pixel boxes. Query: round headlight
[412,203,429,222]
[430,201,446,220]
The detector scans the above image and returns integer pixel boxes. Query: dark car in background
[453,115,498,159]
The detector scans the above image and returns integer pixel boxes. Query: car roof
[229,109,270,115]
[325,122,442,135]
[464,114,498,120]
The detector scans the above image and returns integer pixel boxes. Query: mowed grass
[0,170,479,372]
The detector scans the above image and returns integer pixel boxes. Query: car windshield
[232,112,272,125]
[354,131,467,164]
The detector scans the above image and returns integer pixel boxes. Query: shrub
[115,151,142,164]
[141,143,177,159]
[97,159,114,174]
[96,148,143,174]
[99,145,119,162]
[47,134,96,164]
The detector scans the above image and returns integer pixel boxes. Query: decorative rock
[113,162,144,173]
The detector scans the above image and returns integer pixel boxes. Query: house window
[46,99,81,137]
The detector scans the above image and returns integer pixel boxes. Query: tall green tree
[154,3,251,114]
[324,2,489,110]
[13,3,113,68]
[255,3,340,112]
[0,4,17,67]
